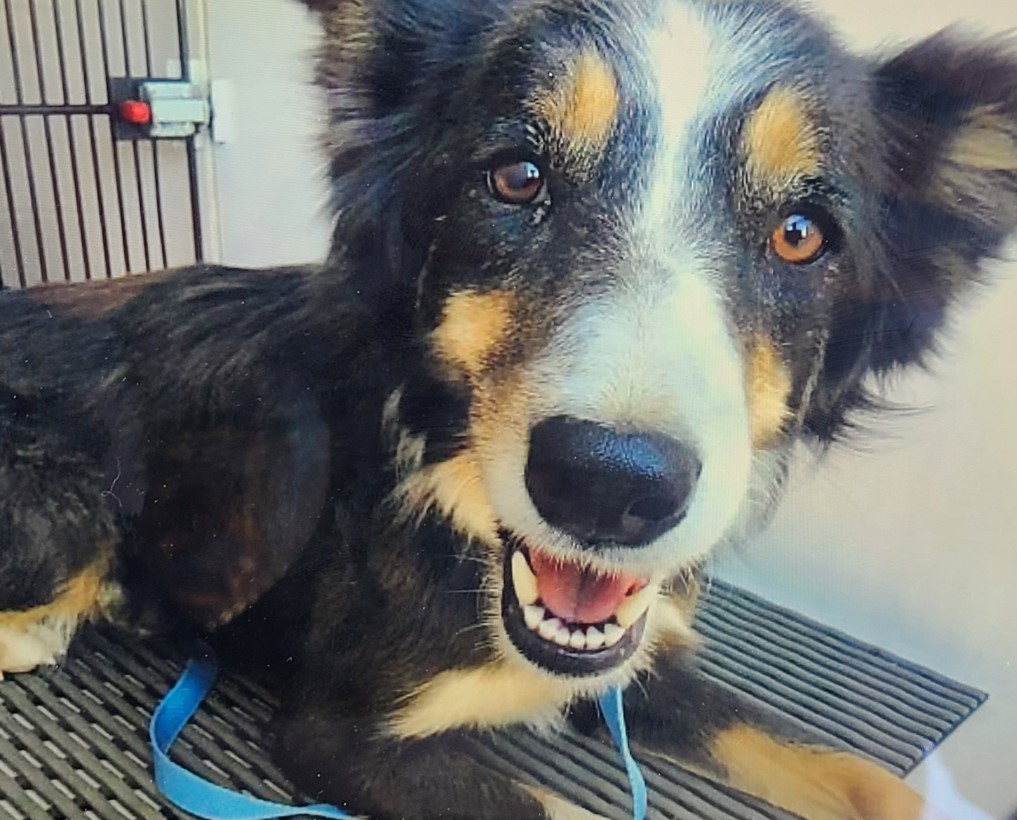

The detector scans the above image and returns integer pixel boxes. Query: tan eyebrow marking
[741,85,822,188]
[532,48,619,163]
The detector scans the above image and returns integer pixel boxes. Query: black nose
[525,416,701,547]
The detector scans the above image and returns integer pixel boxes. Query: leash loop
[150,645,352,819]
[151,647,647,820]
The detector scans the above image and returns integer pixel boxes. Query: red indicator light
[119,99,152,125]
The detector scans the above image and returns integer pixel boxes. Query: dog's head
[305,0,1017,684]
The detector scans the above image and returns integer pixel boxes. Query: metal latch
[110,78,209,140]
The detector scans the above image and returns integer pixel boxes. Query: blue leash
[597,683,649,820]
[151,646,648,820]
[150,648,351,819]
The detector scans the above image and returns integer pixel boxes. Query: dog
[1,0,1015,817]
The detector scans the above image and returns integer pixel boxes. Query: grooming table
[0,581,986,819]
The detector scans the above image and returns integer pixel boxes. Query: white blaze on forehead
[642,2,715,232]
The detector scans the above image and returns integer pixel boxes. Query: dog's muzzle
[500,416,701,676]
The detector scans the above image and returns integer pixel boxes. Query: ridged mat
[0,580,986,819]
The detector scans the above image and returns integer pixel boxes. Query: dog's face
[308,0,1017,685]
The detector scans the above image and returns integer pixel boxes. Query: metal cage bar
[0,0,203,288]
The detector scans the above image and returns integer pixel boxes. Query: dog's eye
[487,160,546,205]
[769,212,827,264]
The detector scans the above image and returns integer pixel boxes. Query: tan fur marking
[389,663,576,739]
[712,725,929,820]
[396,369,530,544]
[400,452,498,541]
[742,86,821,187]
[0,565,106,628]
[432,290,515,380]
[534,49,618,160]
[745,337,792,449]
[935,107,1017,213]
[945,108,1017,172]
[522,786,607,820]
[24,269,174,319]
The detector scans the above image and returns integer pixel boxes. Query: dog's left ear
[867,31,1017,367]
[811,32,1016,440]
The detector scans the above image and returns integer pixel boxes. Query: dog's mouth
[500,540,653,677]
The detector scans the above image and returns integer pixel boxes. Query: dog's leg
[581,650,933,820]
[0,397,119,676]
[0,567,112,676]
[274,707,606,820]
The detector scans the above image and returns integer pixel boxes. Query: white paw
[0,616,77,677]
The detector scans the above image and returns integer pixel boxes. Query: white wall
[203,0,331,267]
[202,0,1017,815]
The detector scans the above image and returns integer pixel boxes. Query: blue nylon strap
[150,646,352,819]
[597,685,648,820]
[151,646,647,820]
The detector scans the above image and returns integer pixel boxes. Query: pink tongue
[529,550,641,624]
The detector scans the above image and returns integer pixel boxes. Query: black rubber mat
[0,581,986,819]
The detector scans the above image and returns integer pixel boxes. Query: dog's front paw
[0,618,76,677]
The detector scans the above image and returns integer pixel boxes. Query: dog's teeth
[554,626,571,647]
[523,605,545,630]
[615,584,654,629]
[603,623,625,647]
[568,630,587,650]
[538,617,561,642]
[511,551,539,607]
[585,626,605,650]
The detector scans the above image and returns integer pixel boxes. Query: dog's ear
[874,32,1016,356]
[811,32,1017,439]
[871,30,1017,366]
[305,0,484,295]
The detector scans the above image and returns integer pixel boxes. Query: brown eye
[487,160,546,205]
[770,212,826,264]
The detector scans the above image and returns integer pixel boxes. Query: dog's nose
[525,416,701,546]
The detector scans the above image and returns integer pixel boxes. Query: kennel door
[0,0,208,289]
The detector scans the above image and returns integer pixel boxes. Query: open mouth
[500,537,653,677]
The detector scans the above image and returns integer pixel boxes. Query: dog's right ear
[303,0,490,294]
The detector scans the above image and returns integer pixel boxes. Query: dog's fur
[1,0,1016,817]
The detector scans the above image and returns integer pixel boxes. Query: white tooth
[511,551,539,606]
[604,623,625,647]
[569,630,587,650]
[615,585,655,629]
[524,605,545,630]
[585,626,605,650]
[554,626,571,646]
[538,618,561,642]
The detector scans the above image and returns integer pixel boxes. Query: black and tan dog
[1,0,1015,817]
